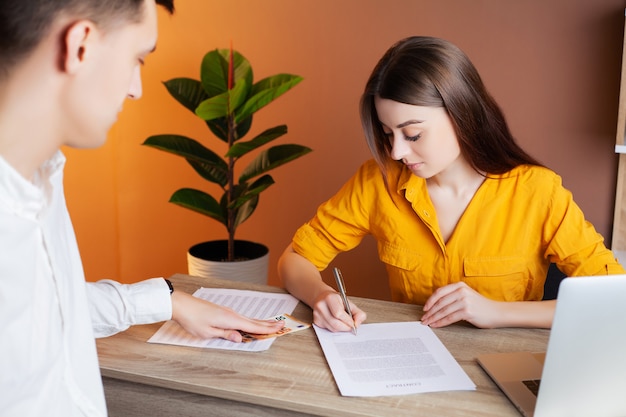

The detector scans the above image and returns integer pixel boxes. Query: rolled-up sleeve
[86,278,172,338]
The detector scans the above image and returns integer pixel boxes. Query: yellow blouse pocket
[378,241,421,271]
[377,241,423,302]
[463,256,530,301]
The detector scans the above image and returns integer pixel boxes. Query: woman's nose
[390,134,409,161]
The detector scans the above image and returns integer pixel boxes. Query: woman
[278,36,624,331]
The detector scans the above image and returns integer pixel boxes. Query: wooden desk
[97,274,549,417]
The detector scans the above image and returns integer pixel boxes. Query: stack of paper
[314,321,475,396]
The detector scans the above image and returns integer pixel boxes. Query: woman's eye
[382,129,420,142]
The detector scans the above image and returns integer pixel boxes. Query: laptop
[477,275,626,417]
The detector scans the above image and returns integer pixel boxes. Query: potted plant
[143,47,311,283]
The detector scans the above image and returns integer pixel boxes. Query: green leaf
[206,119,228,142]
[233,196,258,228]
[195,79,248,121]
[163,78,208,114]
[206,116,253,143]
[200,50,227,96]
[200,49,253,98]
[235,74,303,123]
[186,159,229,187]
[143,134,227,167]
[234,116,253,140]
[226,125,287,158]
[162,78,229,141]
[247,174,275,195]
[217,188,257,229]
[228,80,249,112]
[249,73,302,97]
[229,175,274,209]
[195,93,229,120]
[143,135,229,186]
[169,188,226,226]
[239,144,312,182]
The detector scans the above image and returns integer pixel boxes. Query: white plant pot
[187,240,269,285]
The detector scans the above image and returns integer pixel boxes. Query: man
[0,1,283,415]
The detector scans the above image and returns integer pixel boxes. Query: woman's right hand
[311,289,367,333]
[278,244,367,332]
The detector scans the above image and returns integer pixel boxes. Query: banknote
[238,313,311,343]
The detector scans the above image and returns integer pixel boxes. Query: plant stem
[227,112,236,261]
[226,43,236,261]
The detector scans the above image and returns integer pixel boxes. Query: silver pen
[333,267,357,335]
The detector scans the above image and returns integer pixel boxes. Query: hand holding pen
[333,267,358,335]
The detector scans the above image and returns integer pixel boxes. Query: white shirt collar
[0,150,66,217]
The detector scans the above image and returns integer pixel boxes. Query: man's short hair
[0,0,174,79]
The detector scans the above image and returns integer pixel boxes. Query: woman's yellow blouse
[292,160,624,304]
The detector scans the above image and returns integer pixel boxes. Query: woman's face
[374,97,463,179]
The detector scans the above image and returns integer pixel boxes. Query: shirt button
[423,210,430,217]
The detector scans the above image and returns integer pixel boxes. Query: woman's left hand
[421,282,501,328]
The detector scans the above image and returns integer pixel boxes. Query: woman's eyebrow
[396,119,424,128]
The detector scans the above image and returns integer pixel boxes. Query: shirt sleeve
[543,173,625,276]
[86,278,172,338]
[293,160,381,270]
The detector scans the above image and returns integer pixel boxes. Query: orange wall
[64,0,625,300]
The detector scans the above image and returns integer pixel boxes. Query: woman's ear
[61,20,97,74]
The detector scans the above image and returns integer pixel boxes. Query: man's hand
[171,291,285,342]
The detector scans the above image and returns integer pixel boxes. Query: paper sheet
[148,287,300,352]
[314,321,475,396]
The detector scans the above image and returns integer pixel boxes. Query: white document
[148,288,299,352]
[314,321,475,396]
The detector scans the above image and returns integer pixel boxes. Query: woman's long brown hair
[360,36,541,185]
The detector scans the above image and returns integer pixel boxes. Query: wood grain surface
[97,274,549,417]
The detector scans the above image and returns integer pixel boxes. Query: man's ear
[62,20,98,74]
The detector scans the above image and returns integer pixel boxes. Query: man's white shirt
[0,151,171,416]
